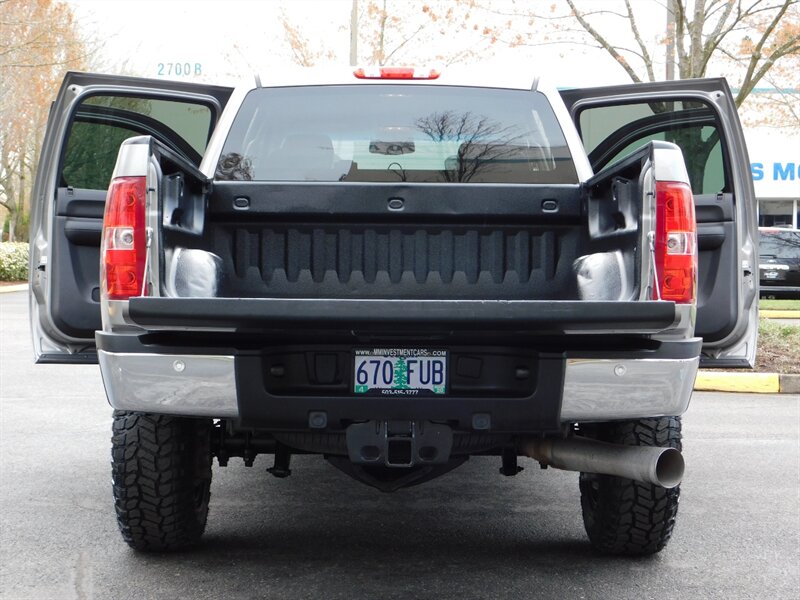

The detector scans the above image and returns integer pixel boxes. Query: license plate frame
[353,348,448,396]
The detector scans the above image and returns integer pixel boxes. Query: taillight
[653,180,697,303]
[101,176,147,300]
[353,66,440,80]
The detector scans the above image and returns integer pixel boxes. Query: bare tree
[486,0,799,112]
[415,110,523,182]
[0,0,91,241]
[279,10,337,67]
[279,0,500,68]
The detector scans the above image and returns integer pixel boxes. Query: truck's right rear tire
[111,411,212,551]
[578,417,682,556]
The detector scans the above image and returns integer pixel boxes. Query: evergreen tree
[393,357,409,389]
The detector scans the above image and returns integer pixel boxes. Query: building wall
[745,129,800,229]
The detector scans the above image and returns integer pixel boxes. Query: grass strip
[756,320,800,374]
[760,299,800,310]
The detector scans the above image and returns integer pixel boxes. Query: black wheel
[111,411,212,551]
[578,416,682,556]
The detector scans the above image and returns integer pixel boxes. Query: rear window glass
[216,85,577,184]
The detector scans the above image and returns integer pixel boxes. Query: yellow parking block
[760,310,800,319]
[694,372,780,393]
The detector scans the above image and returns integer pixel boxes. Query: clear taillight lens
[101,176,147,300]
[653,180,697,303]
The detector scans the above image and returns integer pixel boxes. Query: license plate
[354,349,447,395]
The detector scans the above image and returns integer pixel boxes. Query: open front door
[560,78,758,367]
[29,72,233,363]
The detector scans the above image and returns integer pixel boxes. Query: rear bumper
[99,351,239,418]
[560,356,697,421]
[97,338,700,428]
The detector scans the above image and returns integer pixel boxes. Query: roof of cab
[252,64,540,92]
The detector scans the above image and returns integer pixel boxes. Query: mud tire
[111,411,212,551]
[578,417,682,556]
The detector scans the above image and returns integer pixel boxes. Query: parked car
[29,69,758,556]
[759,228,800,298]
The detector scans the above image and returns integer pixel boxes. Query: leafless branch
[737,0,795,103]
[382,23,426,64]
[565,0,643,82]
[624,0,655,81]
[704,0,736,55]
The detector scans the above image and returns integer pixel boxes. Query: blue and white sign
[745,130,800,198]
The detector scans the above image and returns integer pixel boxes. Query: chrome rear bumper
[98,351,698,423]
[561,357,698,421]
[98,352,238,418]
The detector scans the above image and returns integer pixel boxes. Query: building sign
[751,162,798,182]
[745,130,800,198]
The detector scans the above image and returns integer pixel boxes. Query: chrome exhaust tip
[521,437,684,488]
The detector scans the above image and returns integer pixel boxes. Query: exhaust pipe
[520,437,684,488]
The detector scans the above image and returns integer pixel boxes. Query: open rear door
[29,72,233,363]
[560,78,758,367]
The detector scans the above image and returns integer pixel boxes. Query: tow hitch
[346,420,453,467]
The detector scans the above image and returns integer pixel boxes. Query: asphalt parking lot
[1,289,798,599]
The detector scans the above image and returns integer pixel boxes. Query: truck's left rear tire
[111,411,212,551]
[578,416,682,556]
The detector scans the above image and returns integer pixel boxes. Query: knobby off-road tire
[579,416,682,556]
[111,411,213,551]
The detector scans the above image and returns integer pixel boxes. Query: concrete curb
[761,310,800,319]
[695,371,800,394]
[0,283,27,294]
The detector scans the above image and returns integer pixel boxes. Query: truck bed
[163,180,639,303]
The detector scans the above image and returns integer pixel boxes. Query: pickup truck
[29,68,758,556]
[759,227,800,298]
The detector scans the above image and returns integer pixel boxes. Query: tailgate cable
[648,230,661,300]
[140,227,153,297]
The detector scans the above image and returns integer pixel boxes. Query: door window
[577,100,727,195]
[59,95,213,190]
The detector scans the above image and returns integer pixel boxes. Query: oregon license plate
[354,349,447,395]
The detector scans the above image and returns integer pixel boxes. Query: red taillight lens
[353,66,440,80]
[102,176,147,300]
[653,181,697,303]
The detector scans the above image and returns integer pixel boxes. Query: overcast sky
[63,1,800,196]
[67,0,645,87]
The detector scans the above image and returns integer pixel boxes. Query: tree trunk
[349,0,359,66]
[666,0,676,80]
[7,212,16,243]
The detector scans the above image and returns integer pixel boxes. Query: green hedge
[0,242,29,281]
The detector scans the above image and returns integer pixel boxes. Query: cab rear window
[216,85,577,184]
